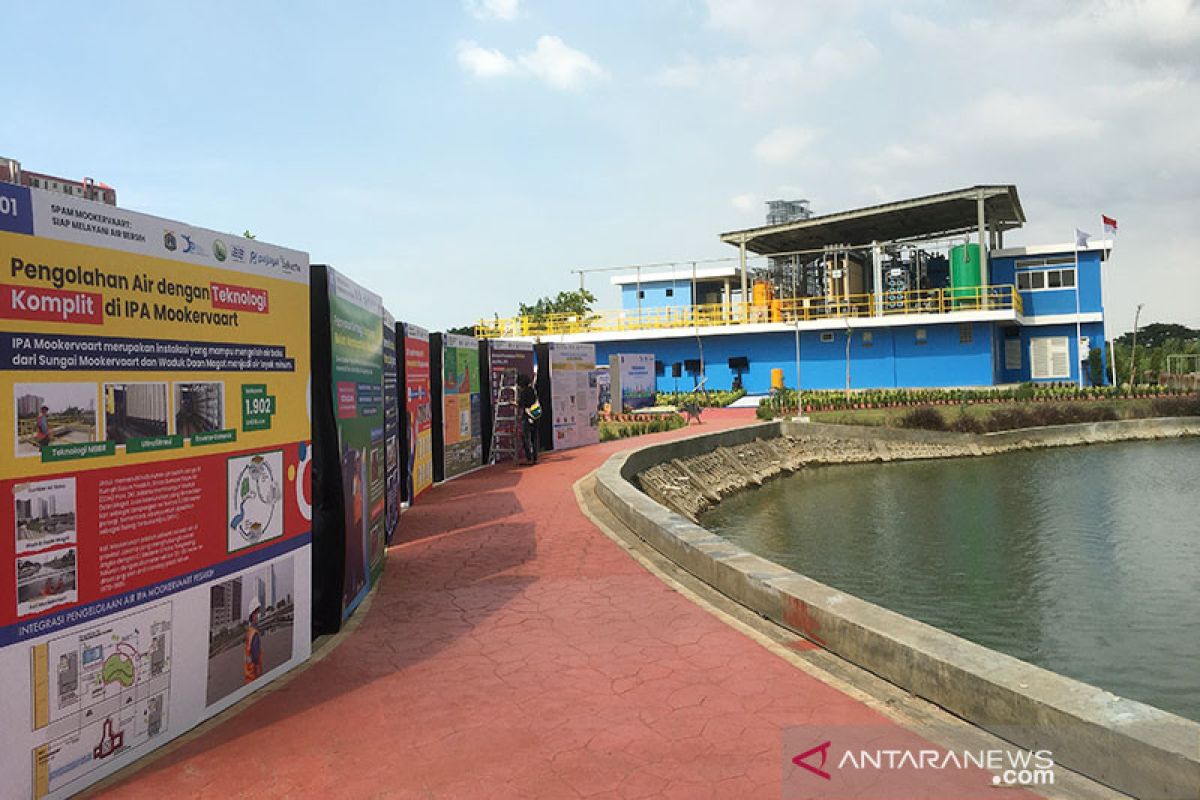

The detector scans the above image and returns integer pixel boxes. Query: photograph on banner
[14,477,77,555]
[205,556,295,707]
[402,323,433,501]
[103,382,169,445]
[13,382,98,458]
[173,382,225,436]
[0,183,313,800]
[441,334,481,479]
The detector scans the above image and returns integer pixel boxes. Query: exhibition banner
[0,183,312,800]
[548,343,600,451]
[323,268,385,620]
[483,340,534,463]
[401,323,432,502]
[440,333,481,479]
[610,353,656,412]
[382,310,399,544]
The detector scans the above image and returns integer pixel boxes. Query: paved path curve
[96,410,1019,799]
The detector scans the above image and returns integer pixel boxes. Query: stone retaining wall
[596,417,1200,799]
[639,417,1200,522]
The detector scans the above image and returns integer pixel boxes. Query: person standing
[516,374,540,465]
[34,406,52,451]
[243,602,264,683]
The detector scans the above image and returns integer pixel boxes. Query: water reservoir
[701,438,1200,722]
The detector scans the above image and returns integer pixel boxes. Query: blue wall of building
[996,321,1109,385]
[593,322,998,393]
[989,249,1104,317]
[620,279,693,311]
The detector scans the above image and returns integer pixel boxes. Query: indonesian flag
[1102,215,1118,236]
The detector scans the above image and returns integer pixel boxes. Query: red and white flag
[1102,215,1118,236]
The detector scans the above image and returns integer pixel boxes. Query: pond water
[701,438,1200,722]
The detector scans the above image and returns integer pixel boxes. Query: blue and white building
[479,186,1110,393]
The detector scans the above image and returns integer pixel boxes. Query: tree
[518,289,597,322]
[243,230,257,240]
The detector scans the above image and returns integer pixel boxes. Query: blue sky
[7,1,1199,330]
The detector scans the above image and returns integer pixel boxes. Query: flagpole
[1074,233,1083,387]
[1102,217,1118,388]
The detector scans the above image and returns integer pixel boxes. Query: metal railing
[476,284,1023,339]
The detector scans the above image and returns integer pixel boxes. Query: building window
[959,323,973,344]
[1017,267,1075,292]
[665,288,674,297]
[1030,336,1070,379]
[1004,337,1022,370]
[861,331,873,347]
[638,290,645,300]
[915,328,927,345]
[820,331,835,343]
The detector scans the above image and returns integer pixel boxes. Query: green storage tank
[949,243,982,307]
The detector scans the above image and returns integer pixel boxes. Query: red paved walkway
[98,410,1021,799]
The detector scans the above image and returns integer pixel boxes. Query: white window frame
[1016,266,1076,292]
[1030,336,1071,379]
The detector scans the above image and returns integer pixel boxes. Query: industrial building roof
[719,185,1025,255]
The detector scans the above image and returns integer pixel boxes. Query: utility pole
[1128,303,1144,386]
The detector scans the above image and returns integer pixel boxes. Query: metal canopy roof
[719,185,1025,255]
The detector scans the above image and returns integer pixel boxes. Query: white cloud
[455,40,518,79]
[518,35,606,91]
[730,193,756,212]
[754,127,816,164]
[466,0,520,21]
[455,36,604,91]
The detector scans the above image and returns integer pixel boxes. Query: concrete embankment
[638,417,1200,522]
[595,417,1200,800]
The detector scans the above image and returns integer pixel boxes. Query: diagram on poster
[226,451,284,553]
[29,603,172,799]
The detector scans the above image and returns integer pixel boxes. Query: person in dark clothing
[516,373,540,465]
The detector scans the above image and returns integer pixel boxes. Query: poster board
[482,340,534,463]
[400,323,432,503]
[548,343,600,451]
[310,265,384,627]
[0,183,312,800]
[609,353,656,412]
[382,310,400,545]
[439,334,481,480]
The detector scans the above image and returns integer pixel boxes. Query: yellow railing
[476,284,1023,338]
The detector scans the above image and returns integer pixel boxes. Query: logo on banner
[230,244,246,263]
[163,231,177,251]
[213,239,228,262]
[180,233,207,257]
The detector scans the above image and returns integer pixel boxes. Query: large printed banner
[549,343,600,450]
[0,183,312,800]
[485,340,534,464]
[401,323,432,502]
[324,268,384,620]
[610,353,656,412]
[441,333,481,480]
[382,310,399,544]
